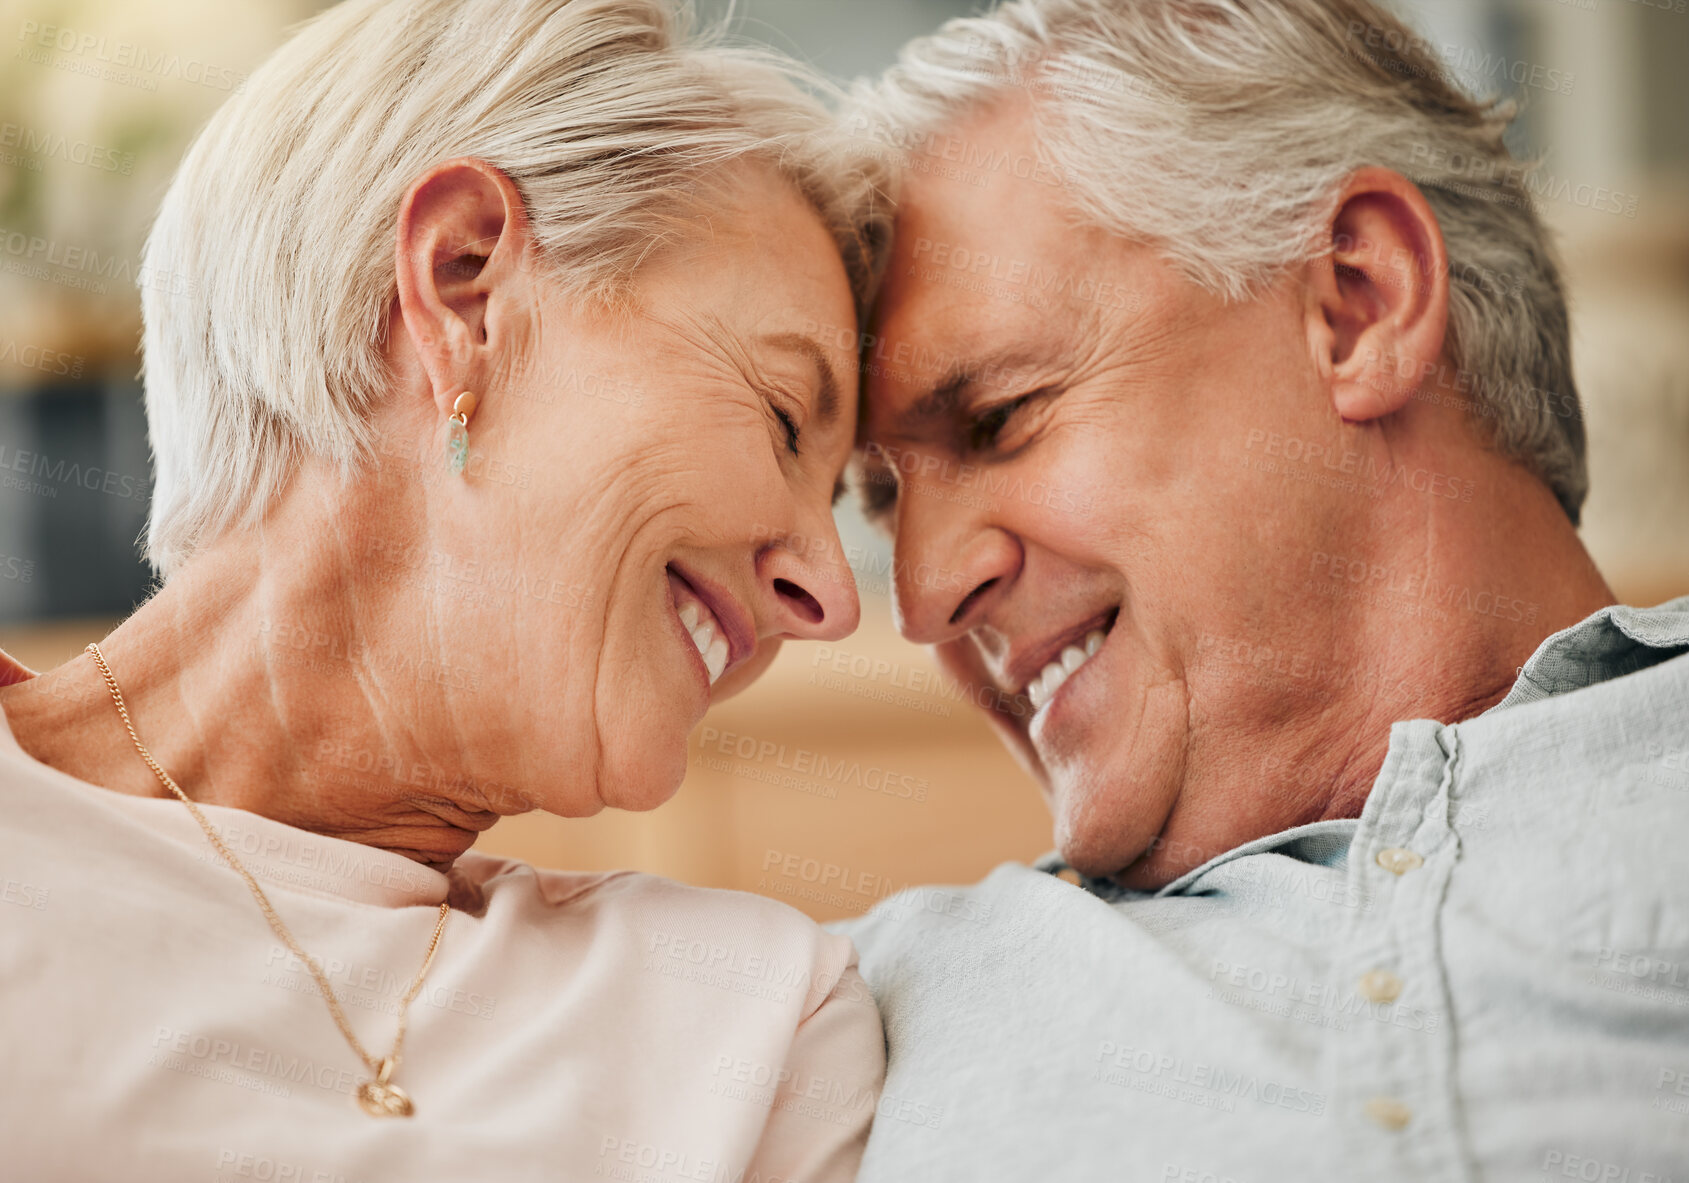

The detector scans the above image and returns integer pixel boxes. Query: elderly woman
[0,0,889,1177]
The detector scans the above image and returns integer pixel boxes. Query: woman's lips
[666,568,730,684]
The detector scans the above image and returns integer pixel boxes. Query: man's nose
[891,481,1022,644]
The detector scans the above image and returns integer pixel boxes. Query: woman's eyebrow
[758,331,840,426]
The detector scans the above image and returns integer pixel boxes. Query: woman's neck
[0,503,511,869]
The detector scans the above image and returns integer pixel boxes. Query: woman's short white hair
[848,0,1587,521]
[140,0,889,576]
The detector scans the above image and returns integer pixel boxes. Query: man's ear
[393,157,532,418]
[1307,166,1449,423]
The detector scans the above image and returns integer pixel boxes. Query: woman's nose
[754,527,861,643]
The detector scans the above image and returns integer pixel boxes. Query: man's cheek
[933,637,989,697]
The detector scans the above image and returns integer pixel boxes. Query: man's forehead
[856,93,1128,440]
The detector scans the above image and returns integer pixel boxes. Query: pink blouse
[0,678,884,1181]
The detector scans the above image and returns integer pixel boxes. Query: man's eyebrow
[759,331,840,427]
[907,368,972,428]
[896,349,1043,434]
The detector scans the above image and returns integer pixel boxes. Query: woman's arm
[744,962,886,1183]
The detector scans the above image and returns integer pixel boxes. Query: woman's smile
[665,562,753,689]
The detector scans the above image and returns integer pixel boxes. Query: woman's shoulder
[452,852,859,1012]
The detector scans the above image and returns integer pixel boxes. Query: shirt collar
[1489,594,1689,712]
[1041,595,1689,899]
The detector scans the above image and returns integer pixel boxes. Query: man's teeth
[1027,629,1107,711]
[678,600,729,684]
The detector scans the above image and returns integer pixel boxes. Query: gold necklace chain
[85,642,449,1118]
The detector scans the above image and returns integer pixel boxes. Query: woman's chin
[598,733,692,813]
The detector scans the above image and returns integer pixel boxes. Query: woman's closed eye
[772,405,801,456]
[755,385,803,458]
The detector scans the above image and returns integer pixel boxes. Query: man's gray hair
[848,0,1587,521]
[141,0,890,576]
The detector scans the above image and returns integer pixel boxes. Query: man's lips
[1001,606,1120,698]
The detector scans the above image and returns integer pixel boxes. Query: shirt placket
[1331,719,1474,1180]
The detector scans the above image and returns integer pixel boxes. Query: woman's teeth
[679,600,730,684]
[1026,629,1106,712]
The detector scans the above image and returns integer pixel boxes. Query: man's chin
[1058,836,1190,891]
[1049,770,1184,888]
[1052,804,1153,884]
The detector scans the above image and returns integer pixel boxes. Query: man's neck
[1310,460,1615,822]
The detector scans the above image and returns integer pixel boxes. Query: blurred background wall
[2,0,1685,920]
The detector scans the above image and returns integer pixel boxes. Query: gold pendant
[357,1078,414,1117]
[356,1059,414,1117]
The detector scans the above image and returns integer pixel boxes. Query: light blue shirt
[837,599,1689,1180]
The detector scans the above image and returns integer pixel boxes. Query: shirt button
[1358,969,1403,1003]
[1053,867,1083,887]
[1376,848,1423,875]
[1365,1096,1412,1130]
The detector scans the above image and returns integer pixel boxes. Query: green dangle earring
[446,390,478,475]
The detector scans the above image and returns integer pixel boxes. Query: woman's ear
[393,157,532,418]
[1305,166,1450,423]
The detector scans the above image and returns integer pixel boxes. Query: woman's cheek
[711,640,782,702]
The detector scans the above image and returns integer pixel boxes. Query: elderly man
[836,0,1689,1177]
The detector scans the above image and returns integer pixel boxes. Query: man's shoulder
[835,860,1129,988]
